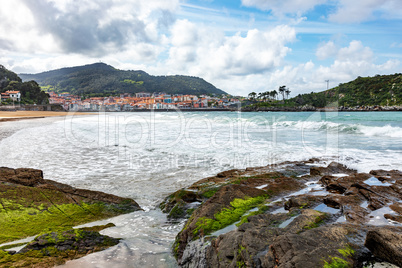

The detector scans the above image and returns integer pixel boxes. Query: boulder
[20,229,120,254]
[364,227,402,267]
[0,167,45,186]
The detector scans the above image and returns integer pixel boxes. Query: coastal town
[48,91,241,111]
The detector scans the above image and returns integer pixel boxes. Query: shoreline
[0,111,93,119]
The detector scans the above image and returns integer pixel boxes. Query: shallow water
[0,111,401,266]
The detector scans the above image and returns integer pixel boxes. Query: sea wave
[273,121,402,138]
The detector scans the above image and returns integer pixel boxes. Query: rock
[285,195,324,210]
[0,167,142,245]
[262,224,368,268]
[384,214,402,223]
[390,203,402,215]
[0,167,141,211]
[216,169,241,178]
[0,228,121,268]
[174,184,267,261]
[320,173,371,194]
[20,229,120,254]
[310,162,356,176]
[364,227,402,267]
[370,170,402,180]
[167,161,402,268]
[42,179,141,210]
[0,167,45,186]
[159,189,202,221]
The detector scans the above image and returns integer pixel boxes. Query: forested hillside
[293,74,402,107]
[20,63,226,97]
[0,65,49,105]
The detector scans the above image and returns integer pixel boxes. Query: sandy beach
[0,111,94,141]
[0,111,92,122]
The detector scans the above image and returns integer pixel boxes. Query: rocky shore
[161,159,402,267]
[0,167,142,266]
[240,105,402,112]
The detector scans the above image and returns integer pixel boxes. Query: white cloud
[328,0,384,23]
[337,41,373,62]
[0,0,179,58]
[316,41,338,60]
[167,20,296,79]
[327,0,402,23]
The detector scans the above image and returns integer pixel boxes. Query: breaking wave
[274,121,402,138]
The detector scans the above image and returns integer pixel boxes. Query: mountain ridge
[19,63,227,97]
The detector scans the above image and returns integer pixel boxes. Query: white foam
[256,184,268,189]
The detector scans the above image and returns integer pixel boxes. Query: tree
[272,90,278,99]
[248,92,257,100]
[278,86,286,101]
[262,91,269,101]
[285,89,291,99]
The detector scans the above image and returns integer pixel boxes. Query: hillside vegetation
[294,74,402,107]
[19,63,226,97]
[247,74,402,109]
[0,65,49,105]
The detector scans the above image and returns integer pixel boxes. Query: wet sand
[0,111,91,121]
[0,111,94,141]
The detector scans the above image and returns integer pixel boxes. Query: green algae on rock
[0,167,142,244]
[162,160,402,268]
[0,227,120,268]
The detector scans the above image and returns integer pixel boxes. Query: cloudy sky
[1,0,402,96]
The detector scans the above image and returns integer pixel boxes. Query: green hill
[0,65,49,105]
[247,74,402,110]
[19,63,226,97]
[293,74,402,107]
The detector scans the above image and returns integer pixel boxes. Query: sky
[1,0,402,96]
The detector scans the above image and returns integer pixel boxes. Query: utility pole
[325,80,329,91]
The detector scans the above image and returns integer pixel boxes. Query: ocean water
[0,111,401,267]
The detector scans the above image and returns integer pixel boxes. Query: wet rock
[310,162,356,176]
[20,229,120,254]
[284,195,324,210]
[0,167,142,246]
[343,204,370,224]
[216,169,241,178]
[205,213,288,268]
[262,176,304,196]
[41,179,141,210]
[390,203,402,215]
[174,184,267,261]
[180,238,210,268]
[364,227,402,267]
[0,228,121,268]
[285,209,328,233]
[0,167,142,212]
[320,173,371,194]
[0,167,45,186]
[384,214,402,223]
[203,210,330,267]
[160,189,202,220]
[167,161,402,268]
[262,224,368,268]
[370,170,402,180]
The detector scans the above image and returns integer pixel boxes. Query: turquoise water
[0,111,401,205]
[0,111,401,267]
